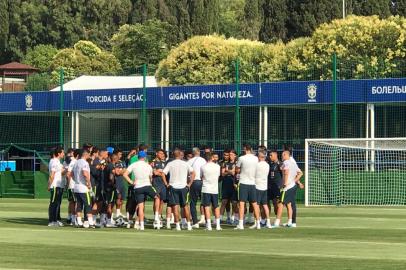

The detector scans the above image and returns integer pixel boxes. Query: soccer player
[105,153,119,227]
[235,144,260,230]
[123,151,161,230]
[91,149,109,226]
[151,149,169,221]
[66,149,79,225]
[125,147,138,223]
[201,152,222,231]
[47,147,65,227]
[273,150,303,228]
[162,149,195,231]
[113,148,126,219]
[254,150,271,228]
[72,149,94,228]
[219,150,233,223]
[283,146,304,227]
[203,146,213,155]
[187,147,207,227]
[268,150,283,216]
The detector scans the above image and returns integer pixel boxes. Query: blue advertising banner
[366,78,406,103]
[69,88,162,110]
[0,78,405,113]
[161,83,260,108]
[0,91,61,112]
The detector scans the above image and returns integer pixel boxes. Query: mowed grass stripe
[1,199,406,270]
[2,243,406,270]
[0,227,405,261]
[1,226,406,247]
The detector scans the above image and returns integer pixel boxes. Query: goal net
[305,138,406,206]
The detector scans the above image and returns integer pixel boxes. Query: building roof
[50,75,158,91]
[0,62,38,71]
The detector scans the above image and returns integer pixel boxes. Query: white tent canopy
[50,75,157,91]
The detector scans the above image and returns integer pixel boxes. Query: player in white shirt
[273,150,303,228]
[235,144,261,230]
[200,152,222,231]
[254,151,271,228]
[187,147,207,227]
[162,149,195,231]
[123,151,162,230]
[72,149,94,228]
[47,147,65,227]
[286,149,304,227]
[65,149,79,225]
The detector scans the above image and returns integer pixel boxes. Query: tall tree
[286,0,341,39]
[391,0,406,16]
[259,0,288,42]
[0,0,9,57]
[111,20,174,73]
[130,0,157,23]
[350,0,392,17]
[218,0,245,38]
[242,0,263,40]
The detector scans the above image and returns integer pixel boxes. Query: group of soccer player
[47,143,304,231]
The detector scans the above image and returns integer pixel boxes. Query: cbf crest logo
[307,83,317,102]
[25,94,33,111]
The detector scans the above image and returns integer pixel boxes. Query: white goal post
[305,138,406,206]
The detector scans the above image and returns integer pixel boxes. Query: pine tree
[259,0,288,42]
[0,0,9,53]
[242,0,263,40]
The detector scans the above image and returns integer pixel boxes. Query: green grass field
[0,199,405,270]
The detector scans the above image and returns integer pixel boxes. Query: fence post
[142,64,147,144]
[235,59,241,155]
[59,68,64,147]
[332,53,338,138]
[331,53,340,205]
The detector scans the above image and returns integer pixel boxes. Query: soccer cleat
[249,223,257,229]
[153,220,162,230]
[47,222,56,227]
[198,219,205,225]
[216,227,223,231]
[192,223,199,229]
[106,223,117,228]
[134,223,140,230]
[266,223,272,229]
[83,221,90,228]
[126,221,133,229]
[166,223,171,230]
[270,224,280,229]
[175,226,181,231]
[234,225,244,230]
[286,223,296,228]
[56,221,64,227]
[205,227,213,231]
[291,223,297,228]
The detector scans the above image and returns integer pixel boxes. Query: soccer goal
[305,138,406,206]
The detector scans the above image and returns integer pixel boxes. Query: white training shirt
[187,156,207,180]
[126,160,153,189]
[163,159,193,189]
[236,153,258,185]
[73,158,90,193]
[67,158,77,189]
[49,157,63,188]
[282,158,301,191]
[201,162,221,194]
[255,160,270,191]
